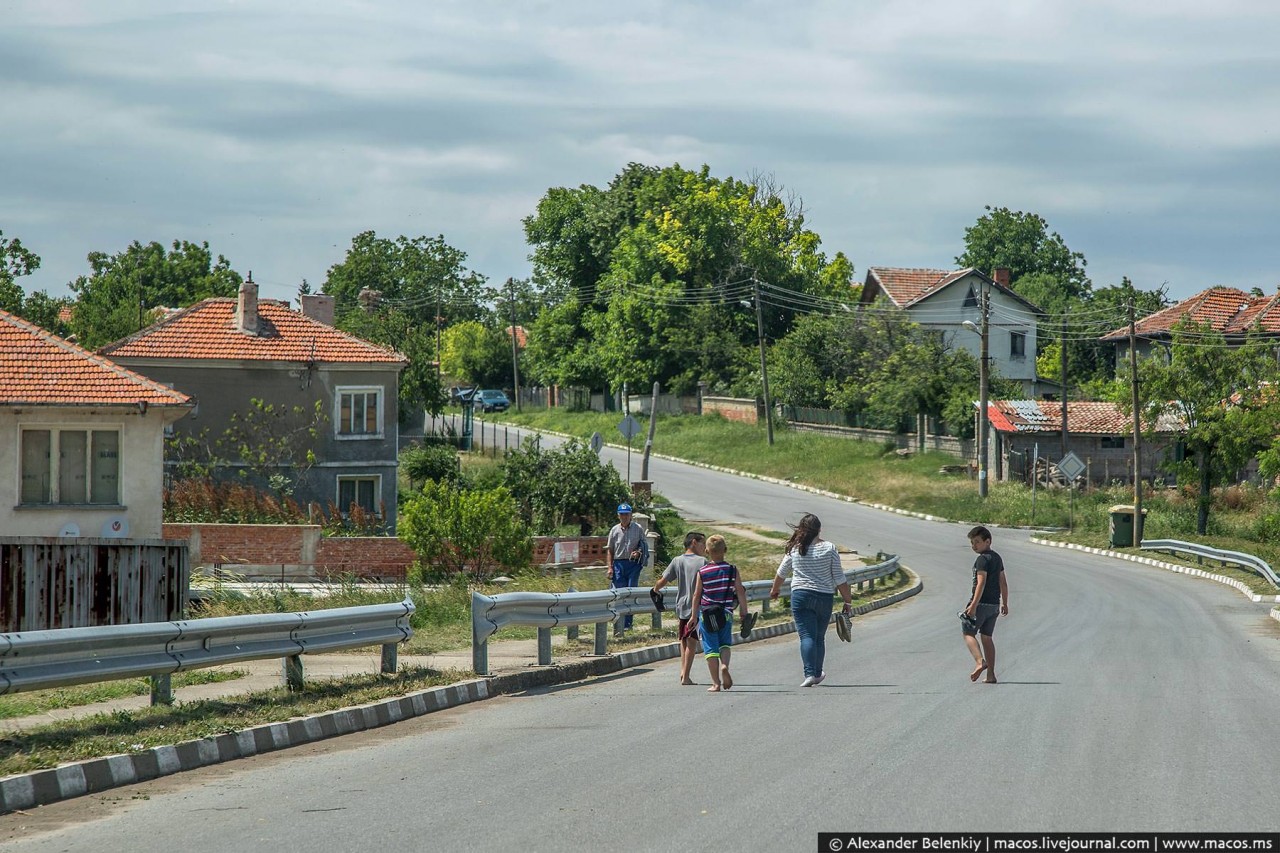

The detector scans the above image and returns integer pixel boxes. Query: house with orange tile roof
[861,266,1051,397]
[0,309,192,538]
[1098,286,1278,363]
[984,399,1184,485]
[100,280,409,530]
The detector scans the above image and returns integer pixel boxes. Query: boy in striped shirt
[689,535,749,692]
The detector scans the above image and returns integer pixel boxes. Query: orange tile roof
[986,400,1183,435]
[1225,292,1280,335]
[100,299,408,366]
[1100,287,1255,341]
[0,310,192,407]
[863,266,1043,313]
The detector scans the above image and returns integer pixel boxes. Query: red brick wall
[701,396,760,424]
[163,523,310,568]
[315,537,417,579]
[532,537,608,566]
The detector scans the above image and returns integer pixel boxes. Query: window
[337,476,380,515]
[1100,436,1125,449]
[1010,331,1026,360]
[963,286,978,309]
[336,387,382,438]
[20,428,121,505]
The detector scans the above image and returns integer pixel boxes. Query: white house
[860,267,1051,398]
[0,309,192,539]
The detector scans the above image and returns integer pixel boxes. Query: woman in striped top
[769,514,853,687]
[689,535,749,692]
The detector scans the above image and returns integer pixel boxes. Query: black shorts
[962,603,1000,637]
[678,616,699,641]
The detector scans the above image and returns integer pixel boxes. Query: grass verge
[0,666,463,779]
[0,669,247,720]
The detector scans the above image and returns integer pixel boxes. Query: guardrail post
[566,587,579,641]
[150,674,173,706]
[762,597,771,615]
[538,627,553,665]
[473,633,489,676]
[651,610,661,631]
[284,654,305,691]
[381,642,398,675]
[594,621,608,655]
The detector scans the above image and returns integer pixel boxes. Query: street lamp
[961,290,990,498]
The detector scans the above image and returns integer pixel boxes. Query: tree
[956,206,1090,301]
[68,240,242,349]
[522,163,853,395]
[339,307,445,418]
[322,231,492,328]
[440,320,511,389]
[399,482,532,582]
[0,230,40,315]
[1136,320,1278,534]
[500,438,629,534]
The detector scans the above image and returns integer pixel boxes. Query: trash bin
[1108,505,1147,547]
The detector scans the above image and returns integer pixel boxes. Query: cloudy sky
[5,0,1280,306]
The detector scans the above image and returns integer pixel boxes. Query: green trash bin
[1108,505,1147,547]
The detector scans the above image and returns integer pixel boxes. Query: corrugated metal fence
[0,538,188,632]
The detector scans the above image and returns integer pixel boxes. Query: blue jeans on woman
[791,588,833,678]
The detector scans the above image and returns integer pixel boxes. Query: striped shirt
[697,561,738,611]
[776,540,844,593]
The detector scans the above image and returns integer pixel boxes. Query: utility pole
[752,276,775,446]
[978,285,990,498]
[507,278,521,413]
[1060,316,1068,461]
[1128,298,1144,543]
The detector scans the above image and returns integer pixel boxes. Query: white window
[20,428,121,505]
[335,387,383,438]
[1010,331,1027,360]
[337,475,380,515]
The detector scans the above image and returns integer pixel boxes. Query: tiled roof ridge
[257,300,409,363]
[1101,285,1255,340]
[99,298,216,354]
[0,309,191,405]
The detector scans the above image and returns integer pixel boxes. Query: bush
[501,438,628,534]
[400,481,532,583]
[400,443,461,488]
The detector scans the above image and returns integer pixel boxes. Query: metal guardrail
[470,555,901,674]
[0,598,415,704]
[1139,539,1280,589]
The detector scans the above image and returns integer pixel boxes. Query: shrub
[500,438,628,534]
[400,443,461,489]
[400,481,532,583]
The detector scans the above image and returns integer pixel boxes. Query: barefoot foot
[707,685,721,693]
[680,677,697,686]
[970,662,988,682]
[720,668,733,690]
[984,675,998,684]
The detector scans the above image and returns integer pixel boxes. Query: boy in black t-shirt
[962,525,1009,684]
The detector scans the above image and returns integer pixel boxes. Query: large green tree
[0,230,41,315]
[522,163,853,395]
[440,320,511,389]
[69,240,242,349]
[339,306,445,419]
[956,206,1090,301]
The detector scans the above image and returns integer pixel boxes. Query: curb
[0,570,921,815]
[485,419,1049,531]
[1030,537,1280,605]
[1272,607,1279,626]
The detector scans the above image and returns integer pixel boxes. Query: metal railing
[471,555,901,674]
[1139,539,1279,589]
[0,598,415,704]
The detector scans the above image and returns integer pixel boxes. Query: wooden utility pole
[752,276,775,446]
[1060,316,1068,461]
[641,381,659,481]
[1128,298,1144,543]
[507,278,521,413]
[978,286,990,498]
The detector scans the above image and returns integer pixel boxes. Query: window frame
[334,386,384,440]
[1009,330,1027,361]
[1100,436,1126,450]
[336,474,381,516]
[18,425,124,507]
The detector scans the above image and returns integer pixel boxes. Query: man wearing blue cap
[607,502,648,630]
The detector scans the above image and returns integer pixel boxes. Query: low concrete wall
[702,396,761,424]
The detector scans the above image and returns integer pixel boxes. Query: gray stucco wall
[108,360,401,530]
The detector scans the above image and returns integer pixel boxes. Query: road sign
[1058,451,1086,483]
[617,414,642,441]
[589,431,604,453]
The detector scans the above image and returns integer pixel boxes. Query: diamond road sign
[589,431,604,453]
[617,414,642,441]
[1058,451,1086,482]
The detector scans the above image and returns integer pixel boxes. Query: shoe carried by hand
[739,611,758,639]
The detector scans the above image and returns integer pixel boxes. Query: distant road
[7,421,1280,850]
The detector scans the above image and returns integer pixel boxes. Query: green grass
[0,667,462,778]
[0,669,248,720]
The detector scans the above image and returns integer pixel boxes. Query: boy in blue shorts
[688,534,749,692]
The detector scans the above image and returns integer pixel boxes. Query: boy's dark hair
[684,531,706,550]
[968,525,992,542]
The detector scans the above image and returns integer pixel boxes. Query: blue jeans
[791,588,833,678]
[611,559,643,628]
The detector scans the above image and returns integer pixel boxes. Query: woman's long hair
[785,514,822,557]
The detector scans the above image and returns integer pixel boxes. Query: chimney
[300,293,336,326]
[236,273,259,335]
[993,267,1011,289]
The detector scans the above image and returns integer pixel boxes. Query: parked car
[476,389,511,413]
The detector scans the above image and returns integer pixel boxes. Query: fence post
[566,586,579,641]
[381,642,398,675]
[594,621,608,655]
[284,654,305,691]
[538,627,553,665]
[150,674,173,706]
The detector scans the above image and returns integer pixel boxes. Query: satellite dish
[101,517,130,539]
[58,522,81,538]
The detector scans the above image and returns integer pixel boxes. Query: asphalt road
[5,424,1280,850]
